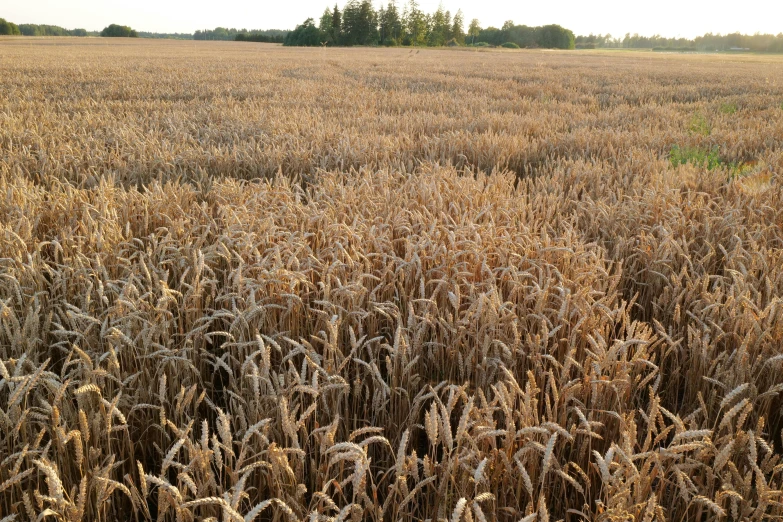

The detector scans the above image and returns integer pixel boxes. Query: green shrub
[501,42,520,49]
[471,41,492,47]
[669,145,722,170]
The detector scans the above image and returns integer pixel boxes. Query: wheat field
[1,37,783,521]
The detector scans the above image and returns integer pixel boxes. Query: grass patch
[670,145,759,179]
[688,112,712,136]
[719,102,737,114]
[670,145,722,170]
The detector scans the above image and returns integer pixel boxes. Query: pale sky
[3,0,782,38]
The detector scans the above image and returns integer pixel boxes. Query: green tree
[331,4,342,41]
[467,18,480,46]
[378,4,386,43]
[427,4,450,46]
[359,0,379,44]
[500,20,513,43]
[101,24,138,37]
[379,1,402,45]
[506,25,537,47]
[319,7,334,43]
[341,0,362,45]
[539,24,574,49]
[403,0,427,46]
[283,18,324,46]
[341,0,377,46]
[450,9,465,44]
[478,26,502,46]
[0,18,21,35]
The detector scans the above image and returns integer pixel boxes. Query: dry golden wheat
[0,37,782,521]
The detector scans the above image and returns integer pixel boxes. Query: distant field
[1,38,783,521]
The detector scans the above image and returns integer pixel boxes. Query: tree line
[137,31,193,40]
[10,22,89,36]
[5,9,780,53]
[283,0,575,49]
[576,32,783,52]
[20,24,88,36]
[235,31,288,43]
[0,19,287,41]
[194,27,287,42]
[0,19,138,37]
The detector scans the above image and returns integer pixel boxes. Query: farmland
[1,38,783,521]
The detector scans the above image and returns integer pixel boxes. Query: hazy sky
[4,0,782,38]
